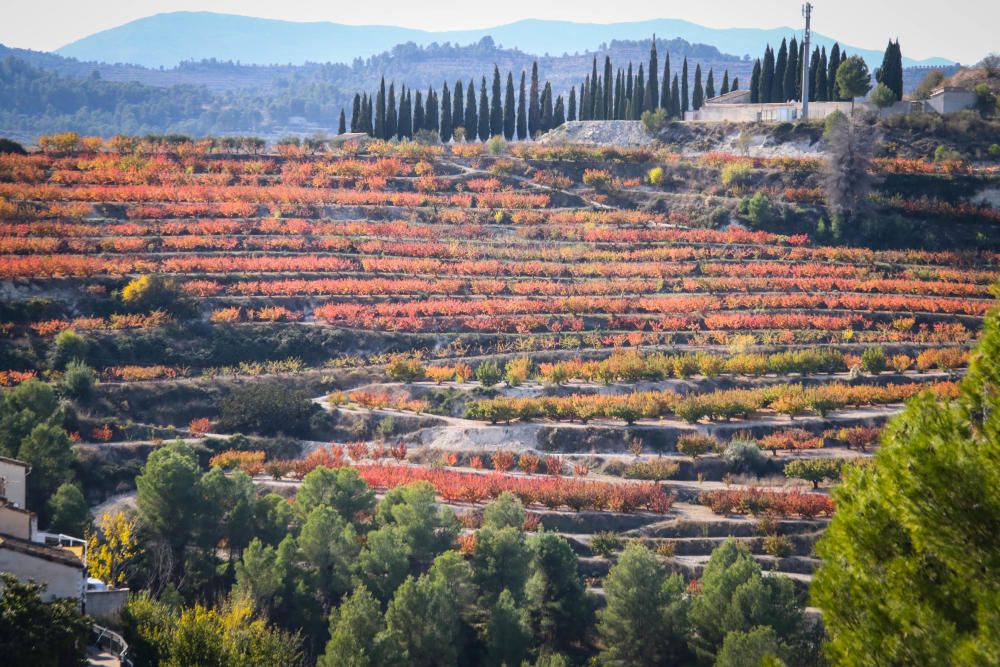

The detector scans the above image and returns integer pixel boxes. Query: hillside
[55,11,956,69]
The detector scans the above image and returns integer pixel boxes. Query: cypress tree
[554,95,565,127]
[568,85,576,122]
[490,66,503,138]
[516,72,527,139]
[720,70,730,96]
[413,91,424,134]
[692,64,704,110]
[590,57,598,118]
[477,77,489,141]
[670,74,680,118]
[797,40,805,100]
[338,108,346,134]
[827,44,842,100]
[593,76,604,120]
[529,62,540,137]
[784,37,799,102]
[465,80,477,141]
[874,40,903,102]
[808,48,820,101]
[426,88,438,133]
[440,83,452,142]
[453,80,464,135]
[367,94,376,136]
[661,54,671,110]
[732,78,739,91]
[634,64,644,119]
[395,87,406,139]
[647,37,659,112]
[503,72,516,140]
[626,62,633,104]
[705,68,715,100]
[773,39,788,102]
[751,60,762,103]
[386,83,397,139]
[604,56,613,119]
[580,76,590,121]
[375,77,387,139]
[681,57,689,114]
[817,46,828,102]
[762,46,775,104]
[613,70,622,119]
[350,93,361,132]
[540,82,553,131]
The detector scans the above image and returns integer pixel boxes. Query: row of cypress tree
[342,63,568,141]
[748,38,853,103]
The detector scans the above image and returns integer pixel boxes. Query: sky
[3,0,996,64]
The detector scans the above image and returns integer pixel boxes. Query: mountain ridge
[56,11,957,70]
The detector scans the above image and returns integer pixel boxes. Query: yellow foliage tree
[87,511,141,587]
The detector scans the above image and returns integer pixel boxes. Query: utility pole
[801,2,813,119]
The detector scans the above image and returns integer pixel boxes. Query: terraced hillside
[2,136,997,584]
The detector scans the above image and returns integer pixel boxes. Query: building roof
[705,89,753,104]
[0,533,84,569]
[0,456,30,469]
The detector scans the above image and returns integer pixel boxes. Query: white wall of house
[0,546,85,603]
[685,100,854,123]
[0,458,28,508]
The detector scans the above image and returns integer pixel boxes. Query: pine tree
[784,37,799,101]
[540,82,553,132]
[386,83,397,139]
[670,74,680,118]
[773,39,788,102]
[762,46,775,103]
[413,90,424,135]
[681,57,689,113]
[490,66,503,138]
[827,44,842,100]
[465,80,476,142]
[692,64,704,110]
[440,83,452,143]
[503,72,516,140]
[817,46,829,102]
[634,65,645,119]
[751,60,762,103]
[375,77,387,139]
[553,95,565,127]
[350,93,361,132]
[647,37,659,112]
[337,109,346,135]
[721,70,730,96]
[477,77,490,141]
[604,56,613,118]
[452,80,464,136]
[705,68,715,100]
[516,72,527,139]
[661,54,671,110]
[528,62,540,137]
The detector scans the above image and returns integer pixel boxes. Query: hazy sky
[3,0,996,63]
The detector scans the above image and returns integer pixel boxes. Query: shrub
[647,166,666,186]
[491,450,516,472]
[783,459,843,489]
[582,169,613,191]
[762,534,795,557]
[591,531,624,557]
[62,361,96,401]
[720,161,751,187]
[860,347,887,375]
[745,191,776,227]
[675,434,717,459]
[989,143,1000,158]
[218,383,316,437]
[624,458,680,480]
[890,354,913,373]
[385,354,424,382]
[504,357,532,386]
[475,360,503,387]
[640,108,669,133]
[723,440,770,477]
[868,82,897,108]
[486,135,507,156]
[50,329,87,370]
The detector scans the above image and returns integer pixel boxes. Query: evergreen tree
[797,40,805,100]
[362,94,373,136]
[375,77,386,139]
[440,83,452,142]
[784,36,799,101]
[647,37,659,112]
[413,90,424,135]
[528,62,540,137]
[613,70,623,119]
[503,72,515,140]
[692,64,704,110]
[589,57,598,118]
[553,95,565,127]
[399,88,411,139]
[808,47,821,101]
[516,72,527,139]
[634,65,645,119]
[670,74,680,118]
[751,59,762,103]
[721,70,730,96]
[490,66,503,138]
[626,62,634,104]
[604,56,613,118]
[762,46,775,104]
[386,83,397,139]
[681,57,689,113]
[568,86,576,122]
[465,80,477,142]
[426,88,438,133]
[350,93,361,132]
[542,83,554,130]
[828,43,842,100]
[773,39,788,102]
[732,77,739,91]
[705,68,715,101]
[817,46,829,102]
[452,80,464,136]
[478,77,490,141]
[580,75,590,121]
[661,54,671,110]
[874,40,904,102]
[337,109,346,135]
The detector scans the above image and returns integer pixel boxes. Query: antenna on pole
[801,2,813,120]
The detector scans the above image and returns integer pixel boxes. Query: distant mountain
[57,12,957,70]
